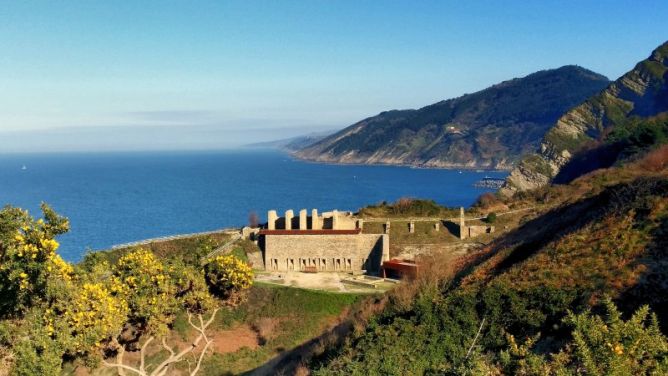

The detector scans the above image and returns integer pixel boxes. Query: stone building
[260,209,389,273]
[458,207,495,239]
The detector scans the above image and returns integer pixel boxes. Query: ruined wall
[467,225,495,238]
[457,206,494,239]
[267,209,358,231]
[263,233,389,273]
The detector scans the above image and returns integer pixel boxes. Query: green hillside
[296,66,609,169]
[504,41,668,193]
[308,145,668,375]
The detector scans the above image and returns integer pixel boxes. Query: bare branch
[140,336,154,374]
[107,337,130,376]
[199,314,205,332]
[186,358,193,374]
[105,310,220,376]
[161,337,175,357]
[190,338,214,376]
[102,361,146,376]
[205,309,219,327]
[116,339,128,376]
[466,317,486,359]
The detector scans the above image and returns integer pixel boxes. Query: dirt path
[211,324,260,353]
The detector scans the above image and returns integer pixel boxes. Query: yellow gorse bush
[0,205,74,314]
[204,254,253,297]
[46,282,128,355]
[113,249,178,335]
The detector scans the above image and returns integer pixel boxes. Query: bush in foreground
[0,205,254,375]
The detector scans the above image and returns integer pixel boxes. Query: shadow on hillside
[617,213,668,331]
[552,141,623,185]
[450,191,605,286]
[452,177,668,286]
[241,297,387,376]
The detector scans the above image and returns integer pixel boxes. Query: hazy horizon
[1,1,666,152]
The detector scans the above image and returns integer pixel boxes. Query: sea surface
[0,150,507,261]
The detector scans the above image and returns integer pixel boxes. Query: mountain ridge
[503,40,668,193]
[295,66,610,170]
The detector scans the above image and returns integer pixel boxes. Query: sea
[0,149,507,262]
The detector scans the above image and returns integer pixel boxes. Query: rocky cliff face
[503,41,668,194]
[295,66,610,170]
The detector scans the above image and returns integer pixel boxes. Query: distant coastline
[288,151,512,172]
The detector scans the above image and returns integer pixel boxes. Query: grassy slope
[86,232,232,266]
[310,152,668,374]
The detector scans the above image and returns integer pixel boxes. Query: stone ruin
[266,209,360,231]
[458,207,495,239]
[260,209,389,273]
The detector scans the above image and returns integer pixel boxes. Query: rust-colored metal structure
[381,259,419,280]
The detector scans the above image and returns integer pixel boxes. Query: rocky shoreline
[290,151,514,171]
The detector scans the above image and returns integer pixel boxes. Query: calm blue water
[0,150,506,261]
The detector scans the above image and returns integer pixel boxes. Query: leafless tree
[103,309,219,376]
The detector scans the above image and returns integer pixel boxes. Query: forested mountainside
[504,40,668,193]
[308,142,668,375]
[295,66,609,169]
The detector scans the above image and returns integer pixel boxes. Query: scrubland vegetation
[306,145,668,375]
[359,198,455,218]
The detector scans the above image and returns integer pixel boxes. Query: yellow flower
[614,344,624,355]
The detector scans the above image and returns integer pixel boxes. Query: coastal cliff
[503,41,668,193]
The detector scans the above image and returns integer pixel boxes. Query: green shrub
[500,298,668,375]
[563,298,668,375]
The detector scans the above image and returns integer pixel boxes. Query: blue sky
[0,0,666,152]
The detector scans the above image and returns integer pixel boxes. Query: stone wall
[263,233,389,273]
[457,206,494,239]
[266,209,358,231]
[467,225,495,238]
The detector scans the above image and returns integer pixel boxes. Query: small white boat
[21,165,27,170]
